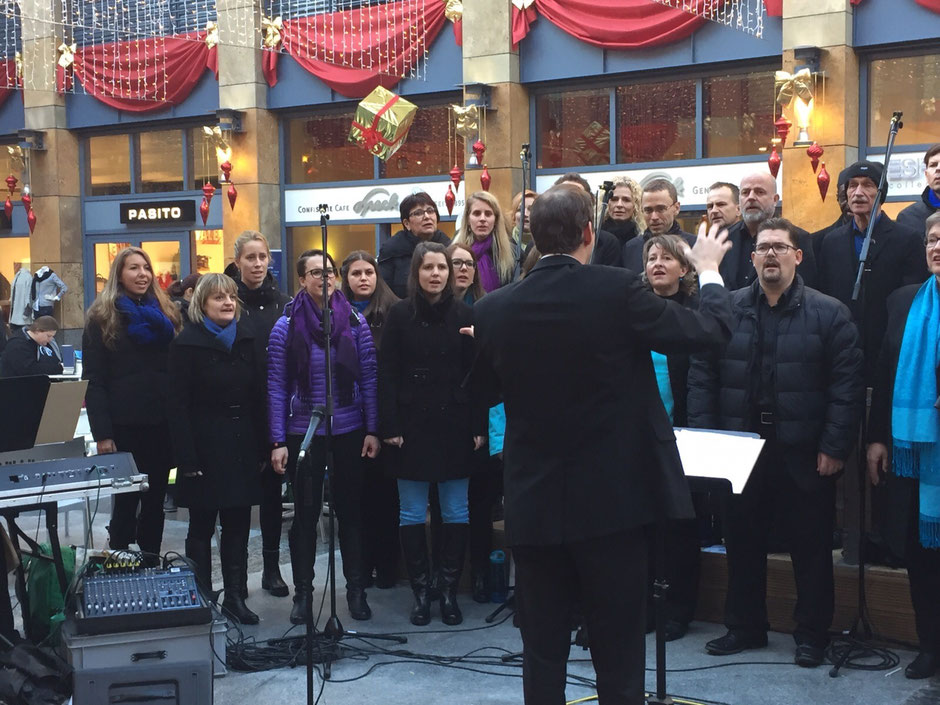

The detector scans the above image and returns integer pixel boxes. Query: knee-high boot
[400,524,431,626]
[288,529,314,625]
[339,523,371,620]
[220,534,259,625]
[440,524,469,626]
[185,538,214,601]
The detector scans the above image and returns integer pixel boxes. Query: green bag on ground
[21,543,75,643]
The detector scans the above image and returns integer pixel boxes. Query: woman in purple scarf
[453,191,520,292]
[267,249,380,625]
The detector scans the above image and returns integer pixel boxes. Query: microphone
[297,406,326,464]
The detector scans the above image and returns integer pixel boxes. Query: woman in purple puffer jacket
[268,249,380,625]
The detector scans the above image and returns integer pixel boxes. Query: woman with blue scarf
[83,247,181,559]
[167,274,265,624]
[869,211,940,680]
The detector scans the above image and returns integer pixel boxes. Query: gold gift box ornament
[348,86,418,161]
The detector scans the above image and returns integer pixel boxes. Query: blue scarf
[892,278,940,548]
[203,317,237,351]
[928,189,940,209]
[115,294,175,346]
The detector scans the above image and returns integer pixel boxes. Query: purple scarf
[287,289,360,404]
[471,235,501,293]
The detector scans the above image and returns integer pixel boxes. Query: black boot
[339,524,371,621]
[185,538,214,601]
[400,524,431,626]
[471,571,489,603]
[440,524,468,626]
[289,531,314,625]
[220,538,259,625]
[261,550,289,597]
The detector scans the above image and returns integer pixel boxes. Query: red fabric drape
[452,19,462,46]
[512,5,537,47]
[70,33,216,113]
[767,0,862,14]
[281,0,447,99]
[916,0,940,12]
[263,49,280,88]
[0,59,18,108]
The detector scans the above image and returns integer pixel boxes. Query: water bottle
[489,550,507,603]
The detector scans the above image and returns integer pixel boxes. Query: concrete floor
[7,499,940,705]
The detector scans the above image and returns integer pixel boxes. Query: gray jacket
[31,269,67,311]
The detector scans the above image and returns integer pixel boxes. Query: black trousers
[469,454,504,575]
[108,423,173,556]
[286,430,366,590]
[513,528,648,705]
[723,443,835,647]
[259,466,284,552]
[361,455,400,582]
[187,506,252,551]
[646,518,700,626]
[906,496,940,652]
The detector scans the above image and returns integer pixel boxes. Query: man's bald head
[739,171,780,229]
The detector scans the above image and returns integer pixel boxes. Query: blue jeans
[398,478,469,525]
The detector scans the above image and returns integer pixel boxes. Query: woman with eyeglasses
[341,250,402,590]
[453,191,519,293]
[379,193,452,299]
[446,244,485,305]
[268,249,380,624]
[380,241,485,626]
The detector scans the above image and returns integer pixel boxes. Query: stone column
[460,1,530,217]
[216,0,281,263]
[20,2,84,337]
[780,0,859,233]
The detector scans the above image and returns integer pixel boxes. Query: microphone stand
[518,143,531,265]
[592,181,614,265]
[830,111,903,678]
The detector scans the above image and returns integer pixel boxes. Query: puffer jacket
[896,187,938,234]
[267,297,378,441]
[687,276,864,489]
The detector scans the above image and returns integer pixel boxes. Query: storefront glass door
[84,234,190,308]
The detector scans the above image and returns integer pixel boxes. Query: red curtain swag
[0,59,19,109]
[767,0,863,15]
[915,0,940,12]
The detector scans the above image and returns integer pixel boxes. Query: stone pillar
[460,1,530,217]
[19,3,84,335]
[780,0,859,233]
[216,0,281,263]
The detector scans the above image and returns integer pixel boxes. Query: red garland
[0,58,19,109]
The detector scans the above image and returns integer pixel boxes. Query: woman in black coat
[379,242,485,626]
[868,213,940,679]
[167,274,265,624]
[82,246,182,558]
[378,192,452,299]
[0,316,63,377]
[230,230,292,599]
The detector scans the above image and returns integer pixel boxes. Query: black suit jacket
[473,256,733,546]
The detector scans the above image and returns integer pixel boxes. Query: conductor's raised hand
[686,221,732,275]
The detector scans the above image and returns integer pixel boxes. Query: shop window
[289,224,376,292]
[379,104,452,179]
[0,238,30,318]
[536,89,611,169]
[138,130,184,193]
[288,114,374,184]
[703,71,775,158]
[191,127,222,189]
[616,80,695,163]
[88,134,131,196]
[0,147,24,203]
[194,229,225,273]
[92,241,180,296]
[869,55,940,147]
[93,242,132,295]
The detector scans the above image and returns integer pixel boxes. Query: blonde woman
[167,274,265,624]
[82,247,182,558]
[453,191,519,292]
[603,176,646,247]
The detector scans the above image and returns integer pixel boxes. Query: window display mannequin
[30,266,67,318]
[9,264,33,330]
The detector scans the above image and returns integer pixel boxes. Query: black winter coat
[0,331,62,378]
[378,229,452,299]
[622,223,696,274]
[897,188,938,235]
[378,291,484,481]
[662,290,697,427]
[593,228,625,267]
[719,220,818,291]
[814,214,926,382]
[166,322,265,510]
[687,276,865,492]
[82,319,172,441]
[235,272,291,348]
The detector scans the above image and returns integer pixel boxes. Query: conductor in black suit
[471,184,735,705]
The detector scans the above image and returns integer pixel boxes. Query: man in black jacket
[553,173,624,267]
[706,181,741,230]
[473,184,734,705]
[688,218,864,668]
[897,144,940,233]
[377,192,451,298]
[622,178,696,273]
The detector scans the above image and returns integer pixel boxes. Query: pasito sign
[120,200,197,224]
[284,180,465,224]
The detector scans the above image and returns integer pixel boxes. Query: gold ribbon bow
[205,21,219,49]
[444,0,463,23]
[774,68,814,108]
[57,42,76,70]
[7,146,24,172]
[452,104,478,139]
[203,125,227,150]
[14,51,22,80]
[511,0,536,9]
[262,16,283,49]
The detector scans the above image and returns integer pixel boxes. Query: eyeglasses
[754,242,797,256]
[304,267,337,279]
[451,259,475,270]
[926,238,940,250]
[408,207,436,218]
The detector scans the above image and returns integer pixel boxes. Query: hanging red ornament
[449,163,462,191]
[774,117,792,146]
[202,182,216,205]
[26,208,36,233]
[227,183,237,210]
[806,142,824,173]
[817,162,831,201]
[5,174,16,196]
[3,198,11,221]
[767,146,781,179]
[220,161,232,183]
[471,140,486,165]
[480,164,491,192]
[444,184,456,216]
[200,197,210,225]
[21,193,31,212]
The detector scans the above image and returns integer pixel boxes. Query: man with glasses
[622,179,696,273]
[688,218,864,668]
[378,193,451,298]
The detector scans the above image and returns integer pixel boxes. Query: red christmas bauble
[26,208,36,233]
[817,162,831,201]
[4,198,11,221]
[480,165,491,192]
[444,184,456,216]
[202,182,216,204]
[767,146,781,179]
[806,142,824,174]
[200,197,210,225]
[774,117,791,147]
[5,174,16,196]
[228,183,237,210]
[21,193,31,212]
[472,140,486,164]
[220,161,232,182]
[449,163,462,191]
